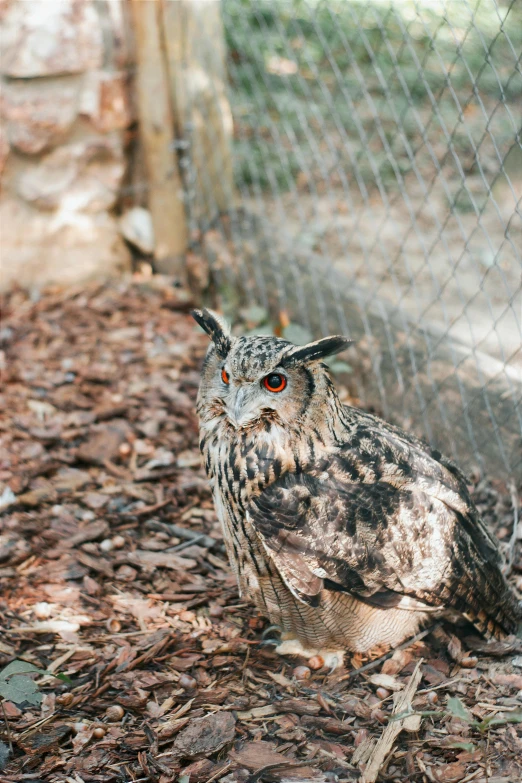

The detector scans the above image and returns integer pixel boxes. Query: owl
[193,308,521,668]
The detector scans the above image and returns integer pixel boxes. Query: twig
[17,711,57,740]
[119,497,173,518]
[246,760,305,783]
[337,622,440,684]
[204,761,232,783]
[102,459,131,479]
[361,659,424,783]
[504,480,520,577]
[1,702,13,754]
[241,644,251,679]
[146,519,216,548]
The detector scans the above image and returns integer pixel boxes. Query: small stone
[56,692,74,707]
[293,666,311,680]
[106,618,121,633]
[119,206,155,254]
[427,691,439,705]
[179,674,197,690]
[33,602,53,619]
[92,726,106,739]
[83,492,109,510]
[376,687,390,700]
[112,535,125,549]
[118,442,131,457]
[100,538,114,552]
[307,655,325,670]
[115,565,137,582]
[105,705,124,722]
[209,605,224,618]
[133,439,154,456]
[81,542,98,555]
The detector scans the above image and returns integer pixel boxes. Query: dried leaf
[170,712,236,760]
[0,660,42,706]
[368,673,404,691]
[19,725,71,756]
[76,420,131,465]
[432,762,468,782]
[125,550,197,570]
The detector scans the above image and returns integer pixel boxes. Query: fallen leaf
[76,420,131,465]
[125,550,197,570]
[171,711,236,759]
[432,762,468,782]
[0,660,42,706]
[369,673,404,691]
[18,725,71,756]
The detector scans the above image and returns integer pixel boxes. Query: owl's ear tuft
[191,308,231,357]
[281,335,352,367]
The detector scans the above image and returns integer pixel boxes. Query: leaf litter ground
[0,279,521,783]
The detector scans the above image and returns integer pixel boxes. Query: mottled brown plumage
[193,308,521,664]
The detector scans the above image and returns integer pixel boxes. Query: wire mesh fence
[133,0,522,481]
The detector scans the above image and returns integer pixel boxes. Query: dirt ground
[245,172,522,372]
[1,278,522,783]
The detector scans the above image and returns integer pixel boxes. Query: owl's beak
[227,386,248,427]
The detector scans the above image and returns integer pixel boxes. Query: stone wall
[0,0,134,290]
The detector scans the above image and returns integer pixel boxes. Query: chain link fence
[132,0,522,481]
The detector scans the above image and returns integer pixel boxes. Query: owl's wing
[246,461,521,637]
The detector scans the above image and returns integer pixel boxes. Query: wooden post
[161,0,235,224]
[130,0,188,280]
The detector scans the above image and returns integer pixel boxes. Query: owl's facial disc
[197,330,351,432]
[221,366,290,427]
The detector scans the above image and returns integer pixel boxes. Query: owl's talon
[261,624,282,642]
[259,637,281,648]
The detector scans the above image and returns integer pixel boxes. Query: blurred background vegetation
[223,0,522,199]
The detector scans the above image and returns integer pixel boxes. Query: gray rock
[17,137,125,212]
[119,207,155,254]
[0,196,131,291]
[0,0,103,78]
[1,76,81,154]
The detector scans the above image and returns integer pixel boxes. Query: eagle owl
[193,308,521,667]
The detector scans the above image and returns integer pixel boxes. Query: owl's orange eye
[263,373,287,393]
[221,368,230,385]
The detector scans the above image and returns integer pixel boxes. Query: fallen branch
[361,659,424,783]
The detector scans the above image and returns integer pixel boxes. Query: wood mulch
[0,278,521,783]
